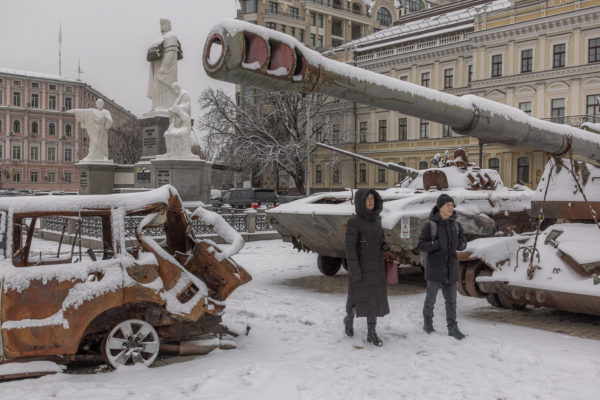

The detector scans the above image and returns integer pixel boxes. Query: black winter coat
[345,189,390,318]
[417,206,467,282]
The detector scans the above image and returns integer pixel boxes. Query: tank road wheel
[485,293,504,308]
[457,262,469,297]
[103,319,160,369]
[317,255,342,276]
[464,261,491,298]
[497,293,527,311]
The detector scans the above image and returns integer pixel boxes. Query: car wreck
[0,185,251,377]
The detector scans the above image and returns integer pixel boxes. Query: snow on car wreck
[0,185,250,376]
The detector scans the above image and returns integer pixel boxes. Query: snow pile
[533,159,600,203]
[0,361,64,376]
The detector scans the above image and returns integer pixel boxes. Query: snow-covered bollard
[245,208,257,233]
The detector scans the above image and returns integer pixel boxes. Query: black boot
[448,325,465,340]
[423,319,435,334]
[343,314,354,337]
[367,322,383,346]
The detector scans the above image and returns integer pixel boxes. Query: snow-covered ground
[1,240,599,400]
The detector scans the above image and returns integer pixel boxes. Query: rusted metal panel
[531,200,600,220]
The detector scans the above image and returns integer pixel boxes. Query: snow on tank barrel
[203,19,600,166]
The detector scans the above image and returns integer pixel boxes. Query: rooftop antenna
[77,59,84,81]
[58,19,63,76]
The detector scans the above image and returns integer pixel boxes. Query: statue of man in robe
[146,18,183,112]
[71,98,113,162]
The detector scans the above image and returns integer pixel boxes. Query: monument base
[149,158,211,203]
[77,163,118,195]
[137,115,169,161]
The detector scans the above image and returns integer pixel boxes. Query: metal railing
[541,114,600,128]
[355,33,465,62]
[308,0,371,19]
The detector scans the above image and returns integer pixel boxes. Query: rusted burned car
[0,185,250,376]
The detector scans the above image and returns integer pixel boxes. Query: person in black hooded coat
[343,189,390,346]
[418,193,468,340]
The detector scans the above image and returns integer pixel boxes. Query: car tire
[317,255,342,276]
[103,319,160,369]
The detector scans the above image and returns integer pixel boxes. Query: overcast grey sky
[0,0,238,118]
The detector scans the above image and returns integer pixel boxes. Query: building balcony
[541,115,600,128]
[307,0,372,21]
[263,10,304,22]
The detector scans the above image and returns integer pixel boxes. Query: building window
[332,124,340,144]
[310,34,315,47]
[30,171,38,183]
[421,72,430,87]
[290,27,295,37]
[48,147,56,161]
[488,157,500,172]
[589,38,600,63]
[419,120,429,138]
[0,90,3,105]
[442,125,451,137]
[48,171,56,183]
[376,7,392,27]
[280,25,286,33]
[315,165,322,183]
[30,93,39,108]
[49,84,56,90]
[443,68,453,89]
[517,157,529,183]
[64,148,73,162]
[13,91,21,107]
[268,1,278,14]
[310,12,316,26]
[399,75,408,81]
[243,0,257,13]
[521,49,533,73]
[491,54,503,77]
[64,172,72,184]
[65,124,72,137]
[553,44,566,68]
[266,22,276,30]
[315,127,322,143]
[30,146,39,161]
[49,95,56,110]
[0,118,2,132]
[13,171,21,183]
[359,163,367,183]
[398,118,407,140]
[0,144,3,159]
[318,35,323,48]
[31,82,39,88]
[13,80,21,86]
[299,29,305,42]
[31,121,39,134]
[359,121,367,143]
[419,161,428,170]
[65,86,72,93]
[12,145,21,160]
[378,119,387,141]
[49,122,56,135]
[519,101,532,116]
[13,119,21,133]
[377,166,386,183]
[332,166,340,184]
[587,95,600,119]
[290,7,299,19]
[468,65,473,83]
[551,98,565,123]
[318,14,323,28]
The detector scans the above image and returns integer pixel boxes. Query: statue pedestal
[137,114,169,161]
[149,158,211,203]
[76,162,117,195]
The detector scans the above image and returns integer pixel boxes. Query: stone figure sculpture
[147,18,183,112]
[71,98,113,162]
[163,82,196,158]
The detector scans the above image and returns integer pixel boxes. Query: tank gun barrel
[203,20,600,165]
[316,142,419,180]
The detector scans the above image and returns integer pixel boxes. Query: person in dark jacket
[344,189,390,346]
[418,193,468,340]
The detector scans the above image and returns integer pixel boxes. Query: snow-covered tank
[202,19,600,314]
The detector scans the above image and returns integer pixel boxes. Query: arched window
[517,157,529,183]
[352,2,362,14]
[488,157,500,172]
[13,119,21,133]
[49,122,56,135]
[333,0,343,8]
[31,121,39,134]
[419,161,428,170]
[376,7,392,27]
[65,124,72,137]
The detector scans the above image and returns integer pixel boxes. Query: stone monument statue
[162,82,196,159]
[146,18,183,113]
[71,98,113,162]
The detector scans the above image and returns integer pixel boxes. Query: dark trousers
[423,280,457,328]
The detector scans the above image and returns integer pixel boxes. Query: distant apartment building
[0,68,138,191]
[309,0,600,191]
